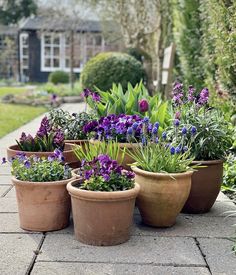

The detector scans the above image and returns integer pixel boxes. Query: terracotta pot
[67,179,140,246]
[89,140,138,170]
[7,143,77,165]
[71,168,80,178]
[12,176,75,232]
[182,160,224,214]
[132,167,192,227]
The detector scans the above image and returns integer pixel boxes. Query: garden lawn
[0,86,27,97]
[0,104,46,138]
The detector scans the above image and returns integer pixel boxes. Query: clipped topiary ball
[49,71,69,84]
[80,52,146,91]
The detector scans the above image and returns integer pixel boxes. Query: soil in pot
[67,179,140,246]
[12,177,74,232]
[182,160,224,214]
[132,167,192,227]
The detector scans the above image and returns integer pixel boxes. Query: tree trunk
[69,30,74,91]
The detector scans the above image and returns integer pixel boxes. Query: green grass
[0,104,47,138]
[0,86,27,97]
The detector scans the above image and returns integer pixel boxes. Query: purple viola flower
[170,146,175,155]
[1,157,6,164]
[16,152,27,162]
[139,99,149,112]
[48,155,55,162]
[84,170,93,180]
[24,160,31,168]
[51,93,57,101]
[102,174,110,181]
[174,119,180,127]
[125,171,135,179]
[181,126,187,135]
[81,88,92,98]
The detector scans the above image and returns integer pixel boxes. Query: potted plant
[126,120,194,227]
[47,108,95,146]
[7,116,77,165]
[67,154,140,246]
[83,114,158,169]
[171,83,232,213]
[5,150,74,231]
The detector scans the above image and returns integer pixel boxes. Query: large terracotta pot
[67,179,140,246]
[182,160,224,214]
[89,140,138,170]
[12,176,75,232]
[132,167,193,227]
[7,143,77,165]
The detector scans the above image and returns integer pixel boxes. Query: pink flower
[139,99,149,112]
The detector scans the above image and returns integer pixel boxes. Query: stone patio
[0,103,235,275]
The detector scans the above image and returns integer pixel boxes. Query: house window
[41,32,105,72]
[19,33,29,81]
[41,33,61,71]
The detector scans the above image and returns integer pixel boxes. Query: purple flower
[183,146,188,152]
[37,117,51,137]
[143,117,149,124]
[191,126,197,136]
[172,82,184,106]
[53,148,64,161]
[53,129,64,146]
[48,155,55,162]
[1,157,6,164]
[91,92,101,102]
[141,136,147,146]
[85,170,93,180]
[51,94,57,101]
[162,132,167,140]
[152,127,158,135]
[132,122,139,130]
[139,99,149,112]
[154,122,159,129]
[102,174,110,181]
[175,111,181,120]
[19,132,27,143]
[198,88,209,106]
[127,127,133,136]
[125,171,135,179]
[181,127,187,135]
[174,119,180,127]
[175,146,181,154]
[188,85,195,102]
[154,137,159,143]
[81,88,92,98]
[16,153,27,162]
[24,160,31,168]
[170,146,175,155]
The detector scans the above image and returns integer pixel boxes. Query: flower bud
[139,99,149,112]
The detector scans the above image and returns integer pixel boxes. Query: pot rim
[67,179,140,201]
[12,176,76,186]
[89,139,140,148]
[64,139,88,143]
[131,166,193,178]
[192,159,224,165]
[7,143,74,155]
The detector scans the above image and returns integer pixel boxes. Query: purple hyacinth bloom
[154,122,159,129]
[172,82,184,106]
[152,127,158,135]
[170,146,175,155]
[155,137,159,143]
[1,157,6,164]
[132,122,139,130]
[162,132,167,140]
[198,88,209,106]
[54,129,64,145]
[191,126,197,136]
[174,119,180,127]
[139,99,149,112]
[141,136,147,146]
[183,146,188,152]
[188,85,195,102]
[127,127,133,136]
[19,132,27,143]
[181,126,187,135]
[175,146,181,154]
[143,117,149,124]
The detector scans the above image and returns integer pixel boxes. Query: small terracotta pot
[12,176,75,232]
[89,140,138,170]
[67,179,140,246]
[132,167,192,227]
[7,143,77,165]
[182,160,224,214]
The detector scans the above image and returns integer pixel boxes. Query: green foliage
[126,142,193,173]
[176,105,233,160]
[11,156,72,182]
[125,48,151,63]
[80,52,146,91]
[48,71,69,85]
[73,140,124,163]
[0,0,37,25]
[48,109,95,140]
[87,81,171,130]
[223,153,236,190]
[171,0,204,90]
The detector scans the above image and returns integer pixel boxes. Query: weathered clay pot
[12,176,75,232]
[182,160,224,214]
[7,143,77,165]
[67,179,140,246]
[89,140,138,170]
[132,167,192,227]
[71,168,80,178]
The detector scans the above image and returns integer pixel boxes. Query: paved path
[0,103,236,275]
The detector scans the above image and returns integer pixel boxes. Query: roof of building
[0,25,18,35]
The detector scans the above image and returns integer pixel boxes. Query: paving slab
[31,262,211,275]
[37,234,205,266]
[4,185,15,198]
[133,214,236,238]
[0,185,11,197]
[0,175,12,185]
[0,213,26,233]
[0,197,18,212]
[0,233,43,275]
[198,238,236,275]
